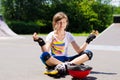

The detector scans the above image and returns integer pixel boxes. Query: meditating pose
[33,12,98,75]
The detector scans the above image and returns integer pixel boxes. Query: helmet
[67,64,92,79]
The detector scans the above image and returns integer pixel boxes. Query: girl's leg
[46,56,63,66]
[70,54,89,65]
[40,52,63,67]
[69,50,93,65]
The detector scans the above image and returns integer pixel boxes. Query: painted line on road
[87,44,120,51]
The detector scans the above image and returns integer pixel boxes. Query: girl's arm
[71,41,88,54]
[33,32,51,52]
[71,30,98,54]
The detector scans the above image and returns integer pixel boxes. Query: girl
[33,12,97,75]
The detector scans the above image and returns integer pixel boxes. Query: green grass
[38,32,89,36]
[72,33,89,36]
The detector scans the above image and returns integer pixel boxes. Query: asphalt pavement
[0,35,120,80]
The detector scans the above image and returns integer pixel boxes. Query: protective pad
[84,50,93,60]
[40,52,51,62]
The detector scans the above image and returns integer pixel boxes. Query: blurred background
[0,0,120,34]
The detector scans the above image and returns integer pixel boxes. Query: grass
[38,33,47,36]
[38,32,89,36]
[72,33,89,36]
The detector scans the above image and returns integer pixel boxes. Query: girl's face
[55,18,67,31]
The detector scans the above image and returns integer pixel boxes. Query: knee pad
[40,52,51,62]
[84,50,93,60]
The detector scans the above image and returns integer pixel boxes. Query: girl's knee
[83,50,93,60]
[40,52,51,63]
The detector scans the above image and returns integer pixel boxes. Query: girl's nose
[60,22,62,25]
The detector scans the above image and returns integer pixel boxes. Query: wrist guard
[86,34,96,44]
[34,37,45,47]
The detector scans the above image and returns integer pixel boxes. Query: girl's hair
[52,12,68,30]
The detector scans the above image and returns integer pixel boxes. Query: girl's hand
[33,32,46,47]
[91,30,99,36]
[33,32,39,41]
[86,30,99,44]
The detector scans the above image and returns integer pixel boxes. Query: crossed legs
[40,50,93,67]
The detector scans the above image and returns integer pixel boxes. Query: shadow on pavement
[91,71,117,75]
[71,70,117,80]
[46,74,97,80]
[71,76,97,80]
